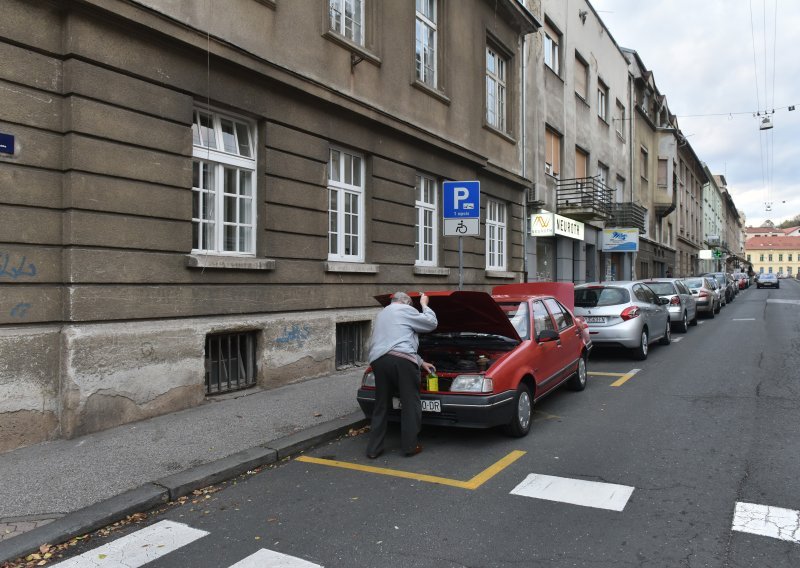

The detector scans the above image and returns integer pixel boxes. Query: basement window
[205,331,258,395]
[336,321,368,369]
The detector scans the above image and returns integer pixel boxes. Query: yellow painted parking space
[296,450,526,490]
[588,368,641,387]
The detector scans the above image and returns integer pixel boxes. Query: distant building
[746,236,800,277]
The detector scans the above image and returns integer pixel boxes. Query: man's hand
[420,292,429,308]
[421,361,436,375]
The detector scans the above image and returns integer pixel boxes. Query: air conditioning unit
[544,162,553,175]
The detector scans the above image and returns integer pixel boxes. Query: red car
[357,283,591,437]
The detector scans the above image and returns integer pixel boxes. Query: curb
[0,412,367,565]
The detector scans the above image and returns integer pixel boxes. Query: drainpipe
[521,32,528,282]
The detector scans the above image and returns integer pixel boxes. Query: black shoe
[404,444,423,457]
[367,450,383,459]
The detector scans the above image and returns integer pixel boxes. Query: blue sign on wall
[0,132,14,154]
[0,133,14,155]
[443,181,480,218]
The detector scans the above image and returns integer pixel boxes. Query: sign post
[443,181,480,290]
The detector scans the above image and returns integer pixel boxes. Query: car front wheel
[504,383,532,438]
[632,329,649,360]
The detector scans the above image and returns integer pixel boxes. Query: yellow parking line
[588,371,624,377]
[296,450,526,490]
[610,368,641,387]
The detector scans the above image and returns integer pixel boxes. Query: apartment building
[699,164,724,273]
[746,236,800,277]
[526,0,634,283]
[0,0,539,451]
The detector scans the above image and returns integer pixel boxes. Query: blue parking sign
[443,181,480,218]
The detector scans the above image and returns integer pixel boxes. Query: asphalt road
[49,279,800,567]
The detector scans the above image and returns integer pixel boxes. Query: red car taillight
[698,291,709,299]
[669,295,681,306]
[620,306,640,321]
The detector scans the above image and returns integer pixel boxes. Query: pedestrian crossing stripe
[510,473,634,511]
[732,502,800,543]
[51,520,324,567]
[53,520,208,567]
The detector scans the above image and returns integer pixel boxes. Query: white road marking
[229,549,324,567]
[671,336,683,343]
[732,318,756,321]
[767,299,800,305]
[732,502,800,543]
[54,520,208,567]
[510,474,634,512]
[697,320,705,325]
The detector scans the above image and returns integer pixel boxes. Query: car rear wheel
[632,329,648,360]
[504,383,532,438]
[659,320,671,345]
[677,311,689,333]
[690,311,698,326]
[567,355,587,391]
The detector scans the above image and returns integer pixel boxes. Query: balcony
[654,182,676,217]
[610,202,647,233]
[556,177,612,221]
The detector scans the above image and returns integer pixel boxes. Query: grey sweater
[368,302,438,365]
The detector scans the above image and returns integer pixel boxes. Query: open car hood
[374,291,521,341]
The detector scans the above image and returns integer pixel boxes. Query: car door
[676,280,695,320]
[544,298,582,383]
[531,300,563,395]
[634,283,664,340]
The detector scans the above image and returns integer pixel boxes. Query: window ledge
[253,0,276,8]
[598,116,610,127]
[411,80,451,105]
[482,123,517,144]
[322,31,381,67]
[325,261,379,274]
[185,254,276,271]
[575,93,590,107]
[485,270,517,279]
[414,266,451,276]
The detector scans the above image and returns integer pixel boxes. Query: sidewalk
[0,368,367,564]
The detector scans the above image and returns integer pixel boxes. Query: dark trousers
[367,354,421,456]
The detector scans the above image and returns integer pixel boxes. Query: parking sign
[443,181,480,219]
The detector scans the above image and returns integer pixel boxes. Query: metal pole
[458,236,464,290]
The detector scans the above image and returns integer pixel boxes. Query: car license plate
[585,316,605,323]
[392,398,441,413]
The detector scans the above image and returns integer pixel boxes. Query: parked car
[641,279,698,332]
[573,281,670,360]
[702,275,726,310]
[732,272,749,289]
[756,273,779,289]
[702,272,735,304]
[357,284,592,438]
[683,277,719,318]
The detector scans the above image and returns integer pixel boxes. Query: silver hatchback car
[640,278,698,333]
[574,281,671,360]
[683,276,719,317]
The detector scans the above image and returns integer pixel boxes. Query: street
[48,280,800,567]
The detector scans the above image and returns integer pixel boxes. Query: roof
[745,236,800,250]
[746,226,798,234]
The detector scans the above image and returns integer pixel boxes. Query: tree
[777,214,800,229]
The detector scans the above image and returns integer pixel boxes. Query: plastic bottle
[426,371,438,392]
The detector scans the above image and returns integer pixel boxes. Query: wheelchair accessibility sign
[443,181,480,236]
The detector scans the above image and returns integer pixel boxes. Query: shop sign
[530,213,584,240]
[602,228,639,251]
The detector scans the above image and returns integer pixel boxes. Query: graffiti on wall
[275,324,311,348]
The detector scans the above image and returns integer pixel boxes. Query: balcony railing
[610,202,647,233]
[556,177,612,221]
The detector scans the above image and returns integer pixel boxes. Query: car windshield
[574,287,630,307]
[714,275,726,286]
[644,282,675,295]
[497,302,530,340]
[761,274,776,280]
[684,278,704,290]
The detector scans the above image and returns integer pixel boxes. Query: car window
[644,282,674,296]
[544,298,569,331]
[574,287,630,307]
[632,284,649,303]
[684,278,703,290]
[498,302,530,340]
[676,281,690,295]
[554,299,574,327]
[532,300,556,337]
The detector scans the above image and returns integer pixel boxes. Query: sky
[590,0,800,227]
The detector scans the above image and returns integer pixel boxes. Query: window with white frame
[597,80,609,121]
[543,21,560,75]
[328,147,365,262]
[191,108,256,255]
[415,0,437,87]
[485,200,507,271]
[615,100,625,139]
[486,46,507,131]
[415,174,437,266]
[329,0,364,45]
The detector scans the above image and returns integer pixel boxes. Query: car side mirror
[537,329,560,343]
[659,297,670,305]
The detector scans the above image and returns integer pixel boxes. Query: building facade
[699,164,724,273]
[0,0,539,451]
[746,236,800,277]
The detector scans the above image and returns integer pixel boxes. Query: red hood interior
[374,291,521,340]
